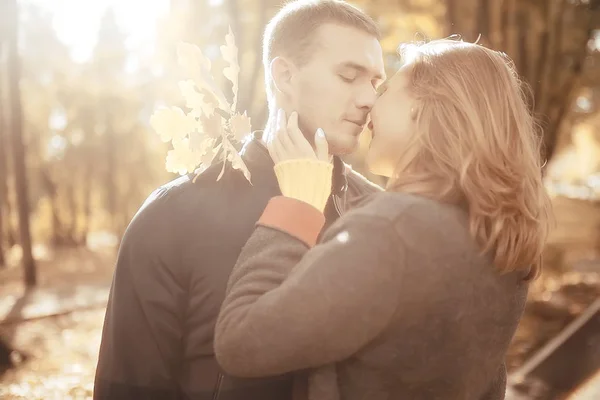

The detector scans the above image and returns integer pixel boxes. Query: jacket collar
[240,132,349,196]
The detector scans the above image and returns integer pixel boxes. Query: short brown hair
[263,0,380,95]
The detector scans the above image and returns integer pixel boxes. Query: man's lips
[347,119,366,129]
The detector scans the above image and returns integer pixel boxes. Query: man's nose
[356,84,378,111]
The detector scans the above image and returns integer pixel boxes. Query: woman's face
[366,66,418,178]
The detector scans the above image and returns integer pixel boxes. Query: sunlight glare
[26,0,169,63]
[49,108,67,131]
[46,134,67,160]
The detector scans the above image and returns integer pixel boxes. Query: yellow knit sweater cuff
[274,159,333,213]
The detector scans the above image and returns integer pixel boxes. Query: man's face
[290,24,385,156]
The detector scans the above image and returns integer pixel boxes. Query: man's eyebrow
[339,62,385,81]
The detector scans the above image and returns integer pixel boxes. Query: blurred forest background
[0,0,600,399]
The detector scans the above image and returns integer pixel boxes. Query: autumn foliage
[150,28,253,182]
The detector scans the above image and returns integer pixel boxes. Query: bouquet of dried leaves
[150,27,253,183]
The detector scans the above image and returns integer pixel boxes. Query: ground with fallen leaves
[0,309,106,399]
[0,245,114,400]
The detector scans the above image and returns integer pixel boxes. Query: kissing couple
[94,1,552,400]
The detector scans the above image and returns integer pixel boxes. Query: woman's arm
[214,196,404,377]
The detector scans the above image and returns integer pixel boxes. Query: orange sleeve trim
[257,196,326,248]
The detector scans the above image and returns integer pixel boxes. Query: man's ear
[270,56,296,96]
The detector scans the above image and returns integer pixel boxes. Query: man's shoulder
[119,175,192,246]
[136,162,235,215]
[133,174,196,219]
[124,164,231,234]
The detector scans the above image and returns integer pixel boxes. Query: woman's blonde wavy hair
[387,39,553,279]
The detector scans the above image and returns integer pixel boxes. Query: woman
[214,39,553,400]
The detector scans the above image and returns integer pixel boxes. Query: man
[93,1,386,399]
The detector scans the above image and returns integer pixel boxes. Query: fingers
[269,108,330,162]
[314,128,329,162]
[276,108,294,153]
[267,136,285,164]
[286,112,304,148]
[287,111,318,157]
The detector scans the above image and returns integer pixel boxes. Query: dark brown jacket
[93,137,381,400]
[215,192,530,400]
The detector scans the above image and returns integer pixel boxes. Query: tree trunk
[40,168,63,246]
[0,35,16,251]
[105,121,117,233]
[0,41,6,267]
[6,0,36,287]
[227,0,242,57]
[81,158,93,245]
[66,180,78,245]
[446,0,595,163]
[243,0,268,119]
